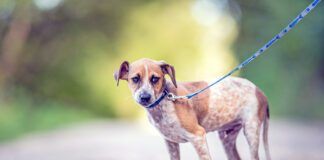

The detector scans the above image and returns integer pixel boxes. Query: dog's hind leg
[243,118,262,160]
[218,124,242,160]
[165,140,180,160]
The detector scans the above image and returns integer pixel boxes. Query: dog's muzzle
[139,92,151,106]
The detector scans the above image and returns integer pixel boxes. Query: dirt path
[0,119,324,160]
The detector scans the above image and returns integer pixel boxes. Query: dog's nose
[139,93,151,104]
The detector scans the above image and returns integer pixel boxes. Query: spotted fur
[115,58,271,160]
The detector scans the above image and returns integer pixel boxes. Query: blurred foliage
[0,88,95,141]
[235,0,324,119]
[0,0,323,141]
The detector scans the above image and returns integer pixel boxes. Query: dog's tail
[263,105,271,160]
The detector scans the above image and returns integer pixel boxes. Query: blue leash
[166,0,322,101]
[146,0,322,108]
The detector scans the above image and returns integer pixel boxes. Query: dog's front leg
[189,129,212,160]
[165,139,180,160]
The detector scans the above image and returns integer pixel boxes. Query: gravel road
[0,119,324,160]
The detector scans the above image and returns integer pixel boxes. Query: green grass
[0,98,96,142]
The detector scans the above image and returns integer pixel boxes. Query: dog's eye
[151,76,160,84]
[132,76,140,83]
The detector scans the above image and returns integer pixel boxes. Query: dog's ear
[114,61,129,86]
[159,61,177,88]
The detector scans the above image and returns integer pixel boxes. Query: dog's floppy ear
[114,61,129,86]
[159,61,177,88]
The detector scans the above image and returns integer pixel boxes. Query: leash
[145,0,322,108]
[166,0,322,101]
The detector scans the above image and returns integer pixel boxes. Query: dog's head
[114,58,177,107]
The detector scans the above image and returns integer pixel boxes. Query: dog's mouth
[138,101,151,106]
[135,97,154,107]
[134,90,159,108]
[136,96,159,108]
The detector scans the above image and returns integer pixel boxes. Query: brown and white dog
[114,58,271,160]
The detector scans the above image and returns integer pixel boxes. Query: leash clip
[167,93,176,101]
[167,93,188,101]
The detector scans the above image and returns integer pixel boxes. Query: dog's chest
[147,101,188,143]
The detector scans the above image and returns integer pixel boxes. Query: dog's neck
[146,81,176,123]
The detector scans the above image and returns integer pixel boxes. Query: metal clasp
[167,93,188,101]
[167,93,176,101]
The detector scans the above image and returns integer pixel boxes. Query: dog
[114,58,271,160]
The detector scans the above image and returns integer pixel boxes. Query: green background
[0,0,323,141]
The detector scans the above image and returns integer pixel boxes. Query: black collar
[145,89,169,109]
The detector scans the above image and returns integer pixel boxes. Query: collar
[145,89,169,109]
